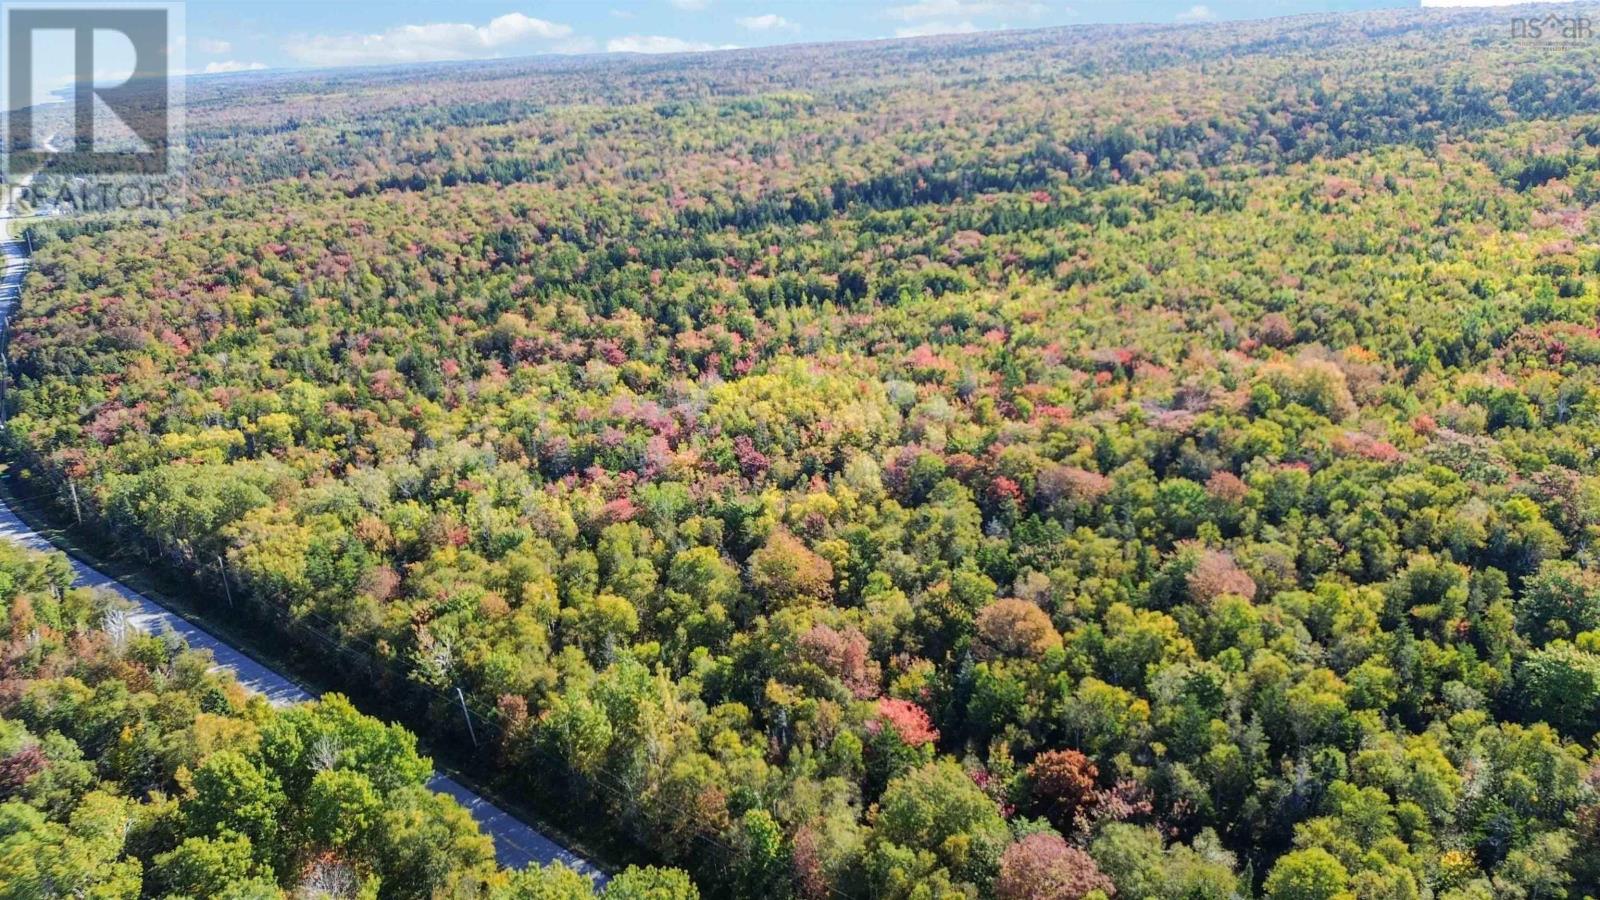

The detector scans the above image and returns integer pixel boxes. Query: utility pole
[217,555,234,607]
[456,686,479,748]
[68,478,81,524]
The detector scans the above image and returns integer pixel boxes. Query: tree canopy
[6,7,1600,899]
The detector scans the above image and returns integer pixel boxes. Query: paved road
[0,208,604,883]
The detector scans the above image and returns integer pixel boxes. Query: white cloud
[606,34,737,53]
[196,37,232,54]
[737,13,795,31]
[669,0,711,9]
[887,0,1045,21]
[203,60,267,74]
[1175,4,1215,21]
[895,20,981,36]
[287,13,575,67]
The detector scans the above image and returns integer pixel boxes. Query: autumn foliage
[5,8,1600,899]
[997,833,1116,900]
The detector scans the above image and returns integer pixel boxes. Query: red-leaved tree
[996,832,1115,900]
[1027,749,1098,833]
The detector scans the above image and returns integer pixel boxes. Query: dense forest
[5,5,1600,898]
[0,540,688,897]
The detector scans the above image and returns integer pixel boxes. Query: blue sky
[180,0,1421,74]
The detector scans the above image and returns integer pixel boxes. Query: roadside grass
[0,463,640,875]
